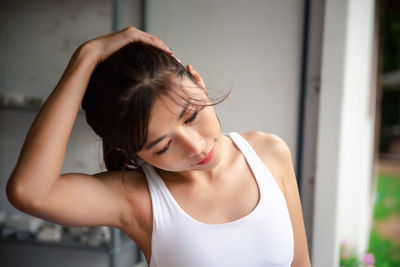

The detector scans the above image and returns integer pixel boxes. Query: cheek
[200,108,220,131]
[137,151,186,170]
[150,159,187,172]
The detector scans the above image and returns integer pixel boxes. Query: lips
[197,147,215,165]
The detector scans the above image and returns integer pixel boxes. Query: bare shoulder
[240,131,312,265]
[94,169,152,228]
[240,131,291,163]
[240,131,287,152]
[240,131,293,196]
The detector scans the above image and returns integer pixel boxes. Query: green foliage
[372,174,400,220]
[340,247,360,267]
[340,255,360,267]
[368,174,400,266]
[339,241,376,267]
[368,230,400,267]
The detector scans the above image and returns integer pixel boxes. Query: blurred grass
[368,173,400,266]
[373,174,400,220]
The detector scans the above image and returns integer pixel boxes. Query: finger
[145,35,173,54]
[115,27,174,55]
[159,43,174,54]
[119,27,171,53]
[156,41,174,54]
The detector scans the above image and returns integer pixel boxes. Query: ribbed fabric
[142,132,294,267]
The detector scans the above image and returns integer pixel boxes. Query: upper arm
[9,171,133,228]
[244,131,311,266]
[267,135,311,267]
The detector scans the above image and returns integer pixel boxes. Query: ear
[187,65,206,90]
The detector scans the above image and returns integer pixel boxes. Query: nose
[175,128,204,158]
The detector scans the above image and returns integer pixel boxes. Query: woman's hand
[79,26,173,65]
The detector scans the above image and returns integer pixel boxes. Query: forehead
[146,78,206,136]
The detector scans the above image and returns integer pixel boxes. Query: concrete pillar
[312,0,376,265]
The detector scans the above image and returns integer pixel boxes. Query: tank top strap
[141,163,180,229]
[224,132,283,198]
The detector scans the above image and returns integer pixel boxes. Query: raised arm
[6,27,171,227]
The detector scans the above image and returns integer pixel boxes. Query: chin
[196,151,222,171]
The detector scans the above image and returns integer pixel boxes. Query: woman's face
[136,77,223,172]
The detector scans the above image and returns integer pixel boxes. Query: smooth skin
[6,26,311,266]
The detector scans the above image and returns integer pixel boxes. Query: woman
[6,27,311,266]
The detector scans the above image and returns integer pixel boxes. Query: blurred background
[0,0,398,266]
[368,0,400,266]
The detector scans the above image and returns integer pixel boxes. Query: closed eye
[154,110,198,156]
[156,140,172,155]
[184,111,198,124]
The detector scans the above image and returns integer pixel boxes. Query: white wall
[312,0,376,265]
[0,0,112,99]
[146,0,304,162]
[0,0,141,99]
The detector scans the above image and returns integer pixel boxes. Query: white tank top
[141,132,294,267]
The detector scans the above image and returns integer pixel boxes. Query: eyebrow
[145,103,190,150]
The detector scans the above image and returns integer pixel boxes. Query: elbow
[6,177,39,213]
[6,179,25,211]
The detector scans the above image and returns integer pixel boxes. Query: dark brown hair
[82,42,225,172]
